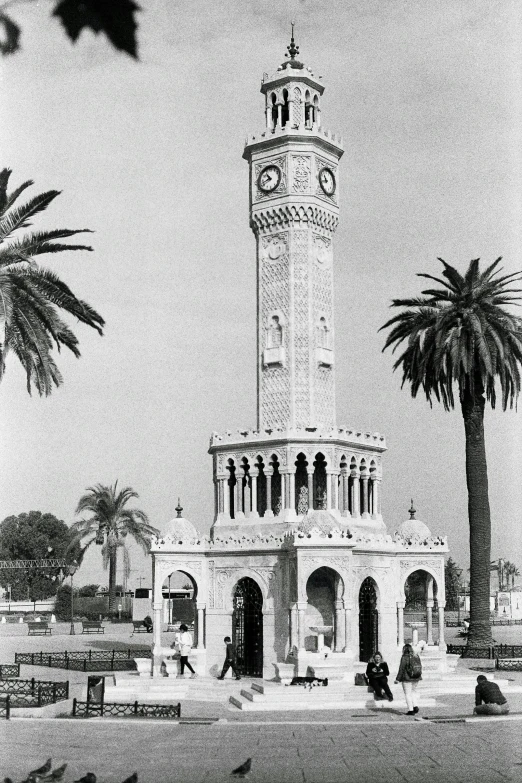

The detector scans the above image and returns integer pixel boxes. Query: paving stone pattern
[1,718,522,783]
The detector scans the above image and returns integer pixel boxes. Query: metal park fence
[72,698,181,719]
[15,648,151,672]
[0,664,19,678]
[446,643,522,662]
[0,678,69,715]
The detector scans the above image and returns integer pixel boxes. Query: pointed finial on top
[175,498,183,518]
[409,499,416,520]
[286,21,299,60]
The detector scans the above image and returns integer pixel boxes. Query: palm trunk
[108,550,118,614]
[461,379,493,649]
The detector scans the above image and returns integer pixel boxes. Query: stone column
[307,470,314,512]
[334,600,344,652]
[265,470,273,517]
[250,469,259,518]
[289,471,296,513]
[235,471,244,518]
[290,604,298,650]
[332,472,339,511]
[265,103,272,129]
[315,105,322,129]
[438,603,447,651]
[372,477,382,518]
[152,600,163,677]
[297,602,307,651]
[223,477,230,516]
[341,470,349,516]
[361,473,369,517]
[196,604,205,649]
[397,602,405,648]
[344,606,352,652]
[350,470,360,517]
[326,470,333,510]
[426,601,434,645]
[277,102,283,127]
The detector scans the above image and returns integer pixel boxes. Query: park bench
[27,621,51,636]
[81,620,105,634]
[132,620,152,633]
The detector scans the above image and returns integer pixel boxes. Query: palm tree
[69,482,158,613]
[380,257,522,649]
[0,168,104,395]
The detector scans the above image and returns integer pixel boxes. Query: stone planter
[274,662,296,684]
[164,659,179,677]
[134,658,152,677]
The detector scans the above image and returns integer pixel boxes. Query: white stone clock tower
[243,34,343,431]
[209,35,387,529]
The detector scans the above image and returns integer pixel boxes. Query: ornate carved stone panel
[292,155,311,194]
[292,229,310,427]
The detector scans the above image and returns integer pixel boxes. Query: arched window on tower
[313,94,320,127]
[270,93,278,130]
[264,313,285,366]
[281,89,289,128]
[304,90,312,128]
[316,316,333,366]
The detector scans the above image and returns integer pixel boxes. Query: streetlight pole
[67,561,79,635]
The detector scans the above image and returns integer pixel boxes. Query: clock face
[319,167,336,196]
[258,164,282,193]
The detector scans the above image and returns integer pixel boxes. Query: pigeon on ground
[74,775,96,783]
[28,761,52,778]
[121,774,138,783]
[231,758,252,777]
[41,764,67,782]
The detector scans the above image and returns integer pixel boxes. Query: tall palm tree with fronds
[380,258,522,649]
[69,482,159,613]
[0,168,104,395]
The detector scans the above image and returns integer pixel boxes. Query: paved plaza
[2,624,522,780]
[2,714,522,782]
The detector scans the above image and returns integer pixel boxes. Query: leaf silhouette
[52,0,140,58]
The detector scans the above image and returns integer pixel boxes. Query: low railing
[72,698,181,719]
[0,679,68,711]
[0,664,19,678]
[446,643,522,660]
[0,695,10,719]
[15,648,151,672]
[496,659,522,671]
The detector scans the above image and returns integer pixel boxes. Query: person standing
[217,636,241,680]
[177,623,198,678]
[395,643,422,715]
[474,675,509,715]
[365,651,393,701]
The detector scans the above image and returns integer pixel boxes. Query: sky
[1,0,521,590]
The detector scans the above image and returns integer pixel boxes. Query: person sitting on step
[474,675,509,715]
[365,651,393,701]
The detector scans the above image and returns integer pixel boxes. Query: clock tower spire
[243,39,344,431]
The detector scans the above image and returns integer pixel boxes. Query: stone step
[229,695,439,711]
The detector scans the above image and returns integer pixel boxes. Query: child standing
[217,636,241,680]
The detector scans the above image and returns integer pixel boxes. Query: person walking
[365,651,393,701]
[395,643,422,715]
[177,623,198,678]
[217,636,241,680]
[474,675,509,715]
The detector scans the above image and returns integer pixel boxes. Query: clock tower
[243,33,343,431]
[210,34,386,528]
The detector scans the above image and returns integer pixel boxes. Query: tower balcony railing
[245,125,343,149]
[209,426,386,450]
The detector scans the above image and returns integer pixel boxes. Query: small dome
[161,500,200,541]
[396,519,432,539]
[297,510,340,535]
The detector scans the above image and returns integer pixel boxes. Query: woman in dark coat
[365,651,393,701]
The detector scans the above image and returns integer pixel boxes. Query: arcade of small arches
[152,563,446,674]
[265,87,321,132]
[215,452,382,520]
